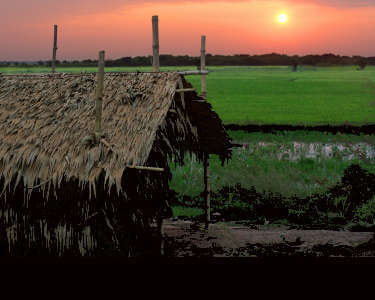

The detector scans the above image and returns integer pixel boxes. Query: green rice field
[186,65,375,126]
[2,65,375,126]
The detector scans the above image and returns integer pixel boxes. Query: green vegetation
[170,130,375,227]
[185,65,375,126]
[172,206,204,218]
[2,65,375,126]
[171,164,375,229]
[354,196,375,224]
[170,131,375,199]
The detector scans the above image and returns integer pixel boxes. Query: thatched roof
[0,72,231,199]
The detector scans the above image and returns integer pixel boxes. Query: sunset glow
[2,1,375,60]
[277,14,288,24]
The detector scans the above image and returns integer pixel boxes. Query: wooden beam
[152,16,160,72]
[177,70,209,75]
[176,88,195,92]
[126,165,164,172]
[100,139,164,172]
[52,24,58,73]
[95,50,105,142]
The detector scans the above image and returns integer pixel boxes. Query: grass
[1,65,375,126]
[354,196,375,224]
[172,206,204,218]
[170,130,375,199]
[185,65,375,126]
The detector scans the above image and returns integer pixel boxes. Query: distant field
[1,65,375,126]
[186,65,375,126]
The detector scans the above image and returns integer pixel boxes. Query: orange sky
[1,0,375,60]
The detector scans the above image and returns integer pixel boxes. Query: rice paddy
[185,65,375,126]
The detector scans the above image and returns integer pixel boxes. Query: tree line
[2,53,375,68]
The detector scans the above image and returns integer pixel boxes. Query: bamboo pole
[201,35,211,229]
[100,139,164,172]
[201,35,207,99]
[203,152,210,229]
[95,50,105,142]
[176,88,195,92]
[52,25,58,73]
[126,165,164,172]
[177,70,209,75]
[152,16,160,72]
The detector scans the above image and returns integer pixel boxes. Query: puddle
[239,141,375,161]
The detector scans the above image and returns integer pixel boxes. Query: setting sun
[277,13,288,24]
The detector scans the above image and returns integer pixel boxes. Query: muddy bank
[225,124,375,135]
[163,220,375,257]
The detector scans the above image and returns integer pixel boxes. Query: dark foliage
[6,53,375,67]
[177,164,375,227]
[357,59,368,70]
[225,124,375,135]
[326,164,375,218]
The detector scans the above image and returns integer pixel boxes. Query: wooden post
[95,50,105,142]
[52,25,58,73]
[204,152,210,229]
[201,35,207,99]
[152,16,160,72]
[201,35,210,229]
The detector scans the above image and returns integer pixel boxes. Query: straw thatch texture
[0,72,231,256]
[0,72,230,198]
[177,76,232,163]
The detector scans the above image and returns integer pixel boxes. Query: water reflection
[240,141,375,161]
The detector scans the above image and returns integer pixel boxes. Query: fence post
[52,24,58,73]
[95,50,105,142]
[152,16,160,72]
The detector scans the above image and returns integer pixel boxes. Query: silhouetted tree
[358,60,367,70]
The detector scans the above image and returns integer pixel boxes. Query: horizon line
[2,52,375,63]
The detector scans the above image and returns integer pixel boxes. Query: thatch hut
[0,72,232,256]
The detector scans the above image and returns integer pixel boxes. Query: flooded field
[240,141,375,162]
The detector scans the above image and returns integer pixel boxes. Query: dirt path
[162,220,375,257]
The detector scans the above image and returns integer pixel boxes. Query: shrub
[327,164,375,218]
[353,197,375,224]
[333,196,351,218]
[358,61,367,70]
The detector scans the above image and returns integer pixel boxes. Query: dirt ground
[162,220,375,257]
